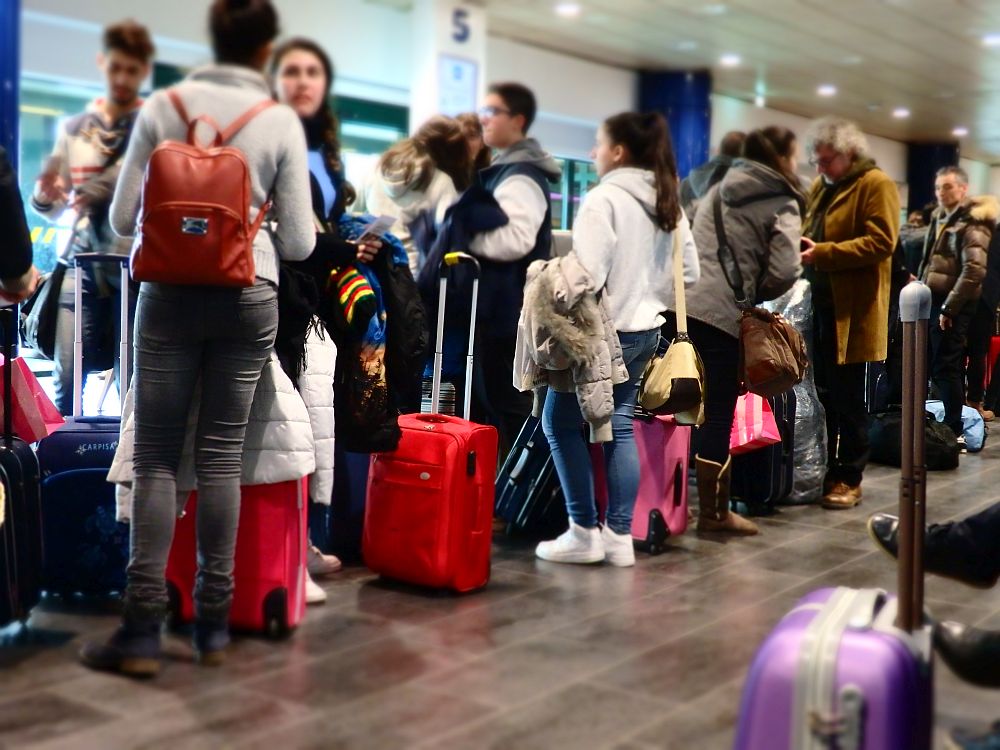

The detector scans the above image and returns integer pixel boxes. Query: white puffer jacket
[110,324,336,521]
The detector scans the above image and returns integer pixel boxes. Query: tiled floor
[3,450,1000,749]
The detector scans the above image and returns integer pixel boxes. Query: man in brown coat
[802,117,900,510]
[918,166,997,446]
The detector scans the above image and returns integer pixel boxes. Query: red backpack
[130,89,275,287]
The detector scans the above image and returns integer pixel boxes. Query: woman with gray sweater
[80,0,313,677]
[663,126,804,537]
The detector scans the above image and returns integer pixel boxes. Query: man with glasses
[917,166,996,449]
[801,116,900,510]
[470,82,561,456]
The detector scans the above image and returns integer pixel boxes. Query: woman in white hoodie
[535,112,699,568]
[353,116,469,275]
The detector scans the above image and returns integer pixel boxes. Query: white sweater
[572,168,700,332]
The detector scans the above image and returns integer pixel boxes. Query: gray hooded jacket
[677,160,804,338]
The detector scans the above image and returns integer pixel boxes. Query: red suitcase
[166,478,308,637]
[363,252,498,593]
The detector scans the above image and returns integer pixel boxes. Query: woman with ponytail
[82,0,314,676]
[535,111,699,567]
[664,126,804,536]
[353,115,467,275]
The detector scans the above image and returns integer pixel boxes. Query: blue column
[0,0,20,168]
[639,70,711,179]
[906,142,958,215]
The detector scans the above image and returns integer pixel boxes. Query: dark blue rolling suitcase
[495,415,568,539]
[0,308,44,626]
[731,389,796,515]
[35,253,130,596]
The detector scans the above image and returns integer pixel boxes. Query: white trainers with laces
[601,526,636,567]
[305,571,327,605]
[307,545,342,577]
[535,521,604,564]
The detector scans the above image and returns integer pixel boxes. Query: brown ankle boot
[695,456,759,536]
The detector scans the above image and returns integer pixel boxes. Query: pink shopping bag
[730,393,781,455]
[0,355,64,442]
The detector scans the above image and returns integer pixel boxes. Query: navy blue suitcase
[495,415,568,538]
[328,448,371,564]
[0,308,44,626]
[35,254,130,596]
[731,390,796,515]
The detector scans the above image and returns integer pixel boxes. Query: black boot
[79,600,163,678]
[867,514,1000,589]
[935,621,1000,689]
[193,601,230,667]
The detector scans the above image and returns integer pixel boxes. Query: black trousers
[662,317,740,465]
[813,305,869,487]
[470,332,533,462]
[930,501,1000,581]
[965,298,995,405]
[929,297,976,437]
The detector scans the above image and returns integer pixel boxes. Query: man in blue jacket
[471,82,561,455]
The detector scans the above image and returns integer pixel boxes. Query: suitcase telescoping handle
[431,252,481,420]
[897,281,932,633]
[1,307,13,450]
[71,253,131,419]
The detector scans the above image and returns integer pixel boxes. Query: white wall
[959,157,992,196]
[19,0,637,159]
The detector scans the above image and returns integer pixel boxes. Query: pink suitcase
[166,478,308,638]
[593,414,690,554]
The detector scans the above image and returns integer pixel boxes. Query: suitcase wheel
[638,510,670,556]
[263,588,290,640]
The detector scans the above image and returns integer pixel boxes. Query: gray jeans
[127,281,278,617]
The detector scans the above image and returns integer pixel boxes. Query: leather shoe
[867,513,999,589]
[935,621,1000,689]
[822,482,862,510]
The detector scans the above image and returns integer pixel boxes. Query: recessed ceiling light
[983,33,1000,47]
[817,84,837,97]
[720,54,741,67]
[893,107,910,119]
[754,95,766,108]
[699,3,728,14]
[554,2,582,17]
[953,126,970,137]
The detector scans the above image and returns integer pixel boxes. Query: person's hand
[799,236,816,265]
[940,314,953,331]
[71,191,93,211]
[0,266,40,304]
[35,171,67,205]
[354,238,382,264]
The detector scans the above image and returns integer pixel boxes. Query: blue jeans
[127,281,278,615]
[542,329,659,534]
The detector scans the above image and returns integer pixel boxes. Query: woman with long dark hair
[81,0,313,676]
[535,111,699,567]
[665,126,804,536]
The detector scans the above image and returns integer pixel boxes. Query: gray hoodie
[110,65,314,285]
[573,167,699,332]
[680,159,803,338]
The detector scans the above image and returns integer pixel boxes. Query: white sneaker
[602,526,636,567]
[535,521,604,564]
[305,571,327,605]
[307,545,343,577]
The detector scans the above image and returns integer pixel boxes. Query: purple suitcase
[733,282,935,750]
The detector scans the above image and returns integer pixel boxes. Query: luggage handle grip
[73,252,130,267]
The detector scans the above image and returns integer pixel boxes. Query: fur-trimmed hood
[969,194,1000,224]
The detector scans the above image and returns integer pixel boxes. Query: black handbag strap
[713,190,752,310]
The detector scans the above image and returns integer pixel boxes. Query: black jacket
[0,147,34,282]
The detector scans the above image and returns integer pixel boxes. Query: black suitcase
[495,415,568,538]
[0,308,44,626]
[35,253,131,596]
[731,389,796,515]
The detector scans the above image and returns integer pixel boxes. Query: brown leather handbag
[713,192,808,397]
[130,89,275,287]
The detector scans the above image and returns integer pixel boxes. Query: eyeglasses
[808,153,843,169]
[478,105,512,118]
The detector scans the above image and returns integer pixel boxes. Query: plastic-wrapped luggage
[733,281,935,750]
[764,280,827,505]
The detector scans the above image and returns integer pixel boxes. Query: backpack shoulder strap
[166,88,191,127]
[220,99,277,144]
[713,190,751,309]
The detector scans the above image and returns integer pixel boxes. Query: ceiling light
[754,95,766,108]
[817,84,837,97]
[953,126,969,137]
[720,54,741,67]
[983,34,1000,47]
[554,2,581,17]
[892,107,910,119]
